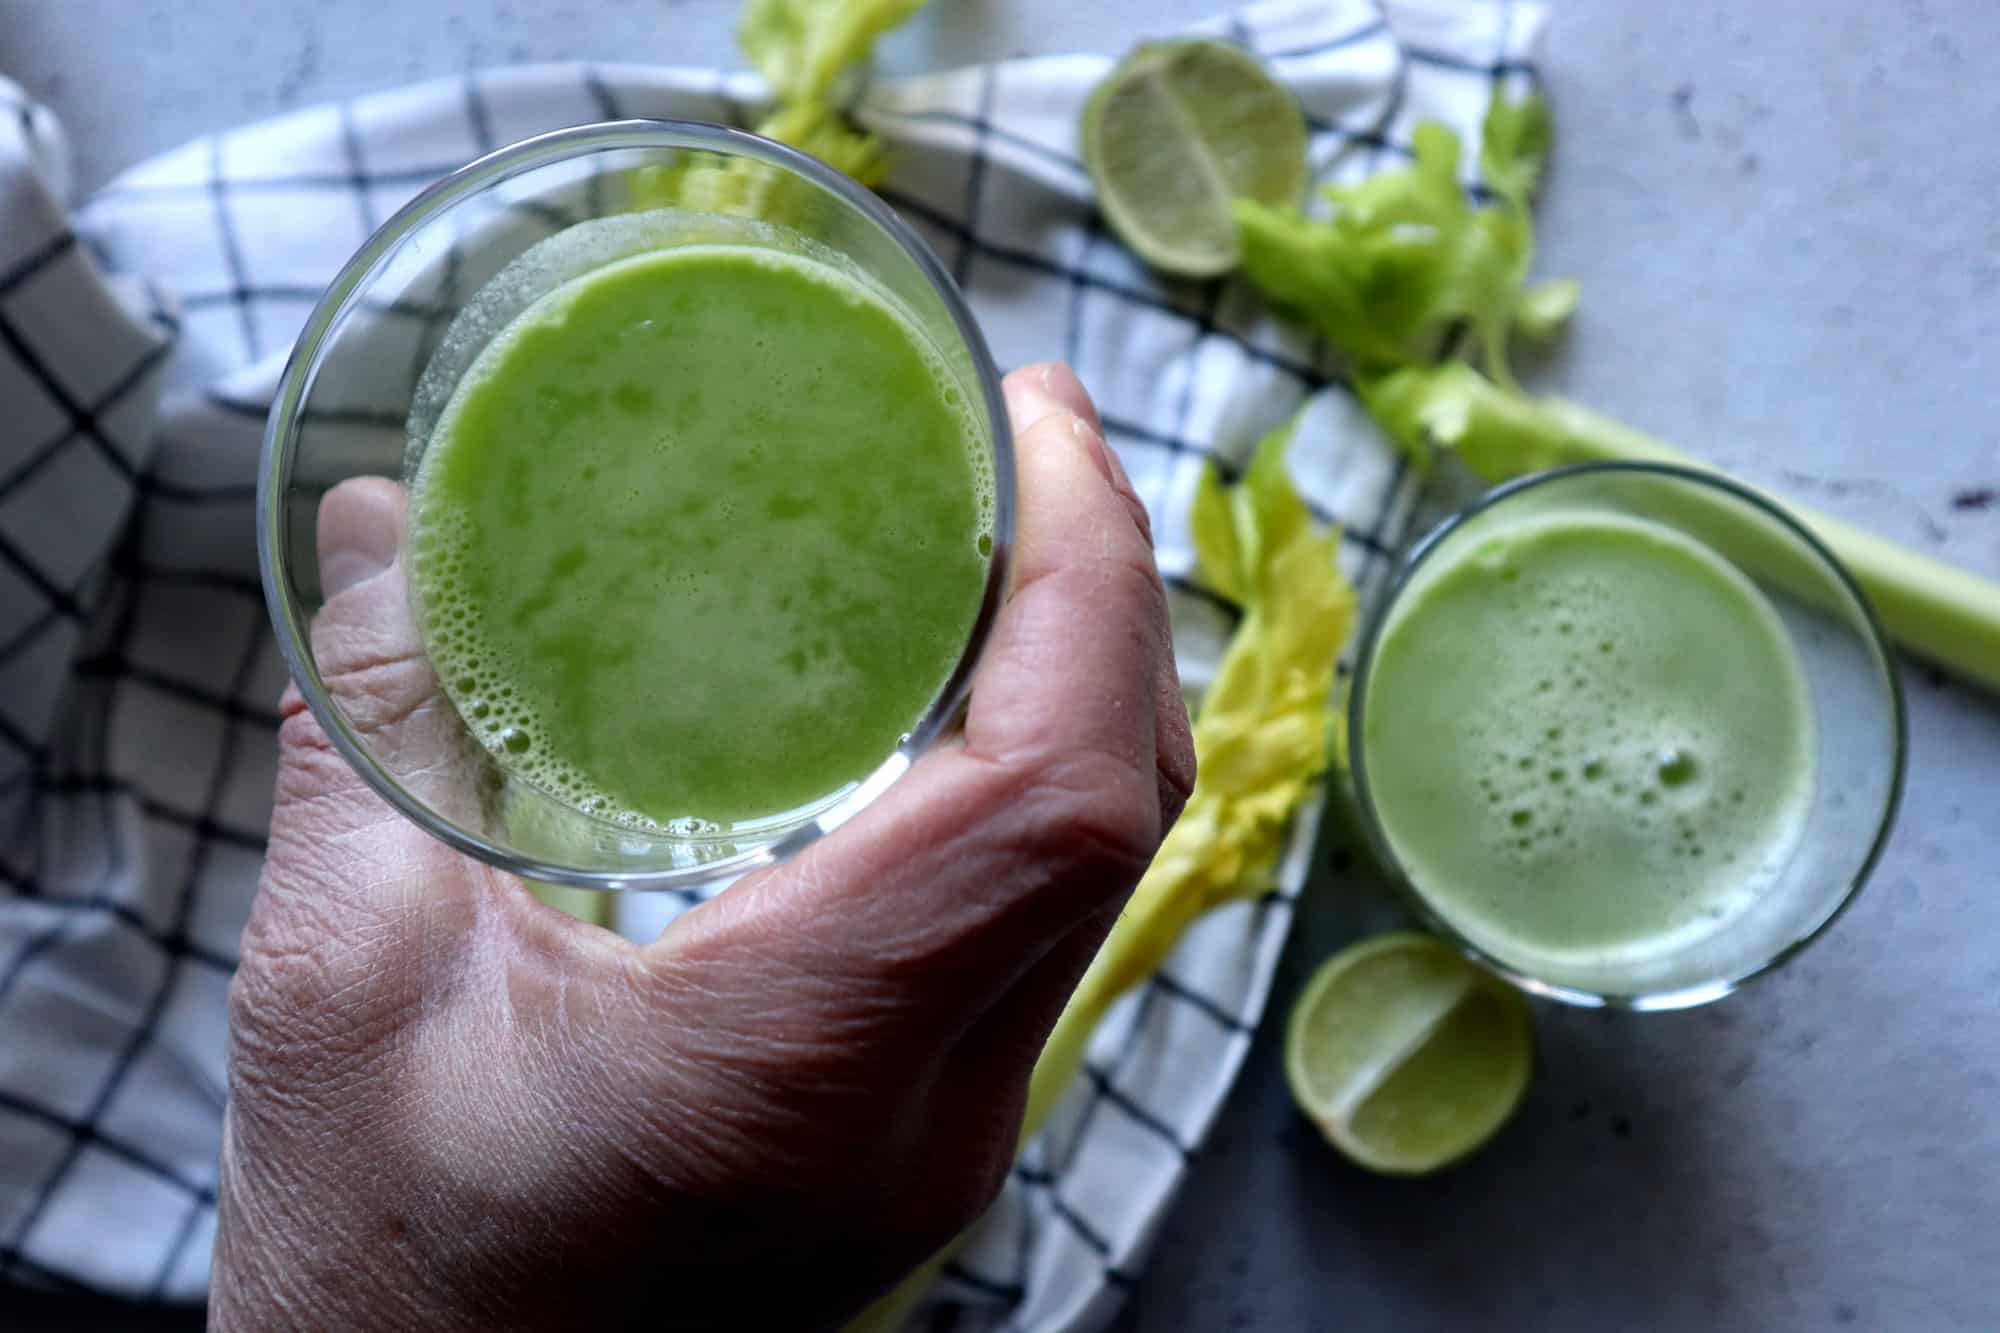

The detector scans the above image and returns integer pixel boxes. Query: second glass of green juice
[1348,463,1903,1009]
[262,122,1013,891]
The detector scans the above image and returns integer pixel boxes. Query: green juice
[1360,511,1816,984]
[408,242,992,828]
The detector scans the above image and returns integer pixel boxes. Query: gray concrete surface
[5,1,1999,1329]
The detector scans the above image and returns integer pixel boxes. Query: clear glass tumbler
[259,120,1014,892]
[1347,462,1906,1009]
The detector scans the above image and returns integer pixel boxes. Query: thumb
[305,476,439,757]
[231,483,508,1207]
[266,477,479,912]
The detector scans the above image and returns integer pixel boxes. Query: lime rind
[1083,40,1309,278]
[1285,931,1534,1175]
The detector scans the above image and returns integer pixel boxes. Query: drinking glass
[1347,462,1905,1009]
[259,120,1014,892]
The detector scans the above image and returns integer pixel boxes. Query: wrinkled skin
[213,365,1194,1332]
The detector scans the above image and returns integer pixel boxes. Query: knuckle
[1117,482,1154,544]
[1157,702,1198,825]
[1031,553,1169,651]
[999,745,1163,888]
[272,708,354,808]
[276,704,335,761]
[1097,541,1170,605]
[894,1104,1019,1252]
[905,1168,1006,1258]
[1158,768,1194,838]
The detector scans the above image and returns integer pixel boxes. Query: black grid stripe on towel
[0,4,1545,1326]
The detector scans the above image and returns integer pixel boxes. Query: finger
[1004,362,1144,543]
[658,364,1182,1024]
[263,478,482,920]
[235,480,512,1109]
[1008,360,1103,438]
[1000,365,1193,829]
[318,478,403,599]
[965,365,1164,793]
[304,476,426,747]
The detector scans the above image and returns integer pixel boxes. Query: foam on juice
[1362,510,1817,978]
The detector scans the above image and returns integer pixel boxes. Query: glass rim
[1344,460,1908,1010]
[257,118,1017,892]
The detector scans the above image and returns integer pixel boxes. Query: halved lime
[1285,932,1533,1175]
[1082,39,1309,278]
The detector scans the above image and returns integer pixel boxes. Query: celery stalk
[1237,92,2000,692]
[1365,364,2000,690]
[1503,397,2000,688]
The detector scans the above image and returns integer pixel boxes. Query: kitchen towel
[0,1,1543,1326]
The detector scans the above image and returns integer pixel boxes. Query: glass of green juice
[260,121,1013,890]
[1348,463,1906,1009]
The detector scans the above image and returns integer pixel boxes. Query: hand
[212,363,1194,1332]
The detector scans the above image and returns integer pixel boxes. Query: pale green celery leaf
[1233,199,1417,373]
[623,102,886,222]
[1516,276,1581,339]
[1239,107,1556,380]
[1409,120,1467,205]
[627,158,763,216]
[1479,92,1553,210]
[659,0,915,225]
[1192,416,1299,611]
[1327,121,1463,228]
[1455,209,1533,383]
[740,0,928,104]
[758,99,888,183]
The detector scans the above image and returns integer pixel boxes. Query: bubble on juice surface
[1463,571,1742,873]
[1655,747,1700,789]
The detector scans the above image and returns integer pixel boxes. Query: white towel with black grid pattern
[0,1,1544,1324]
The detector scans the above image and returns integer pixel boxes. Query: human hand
[212,363,1194,1331]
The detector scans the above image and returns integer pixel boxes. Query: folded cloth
[0,1,1543,1324]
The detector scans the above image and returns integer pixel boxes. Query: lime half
[1285,932,1533,1175]
[1082,40,1309,278]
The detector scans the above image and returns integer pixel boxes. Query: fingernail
[1004,362,1100,436]
[1006,383,1069,435]
[1032,364,1096,420]
[1038,363,1103,432]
